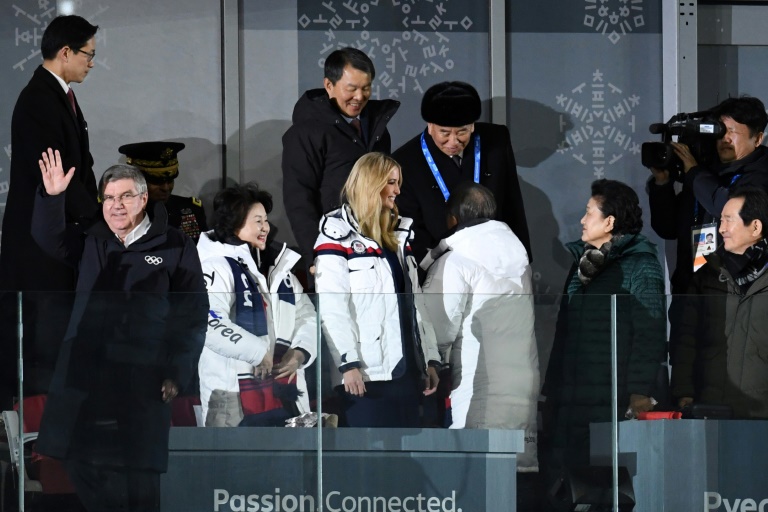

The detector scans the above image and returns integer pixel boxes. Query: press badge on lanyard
[692,223,717,272]
[691,173,742,271]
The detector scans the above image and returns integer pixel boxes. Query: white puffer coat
[197,232,317,420]
[421,219,540,471]
[314,205,439,387]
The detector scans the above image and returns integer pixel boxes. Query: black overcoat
[1,65,98,291]
[392,123,531,264]
[282,88,400,266]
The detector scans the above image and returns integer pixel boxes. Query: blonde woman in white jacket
[314,152,440,427]
[197,183,317,426]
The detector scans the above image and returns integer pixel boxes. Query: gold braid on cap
[126,157,179,178]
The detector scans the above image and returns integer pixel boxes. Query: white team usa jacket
[196,231,317,419]
[313,204,439,388]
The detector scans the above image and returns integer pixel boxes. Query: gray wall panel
[0,0,223,238]
[86,0,223,210]
[510,31,664,299]
[510,0,661,36]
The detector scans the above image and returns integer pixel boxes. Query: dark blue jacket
[32,188,207,472]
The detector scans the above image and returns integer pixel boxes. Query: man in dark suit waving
[0,15,100,407]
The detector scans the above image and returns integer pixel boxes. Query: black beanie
[421,81,481,127]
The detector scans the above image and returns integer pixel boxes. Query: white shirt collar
[44,67,70,95]
[120,213,151,247]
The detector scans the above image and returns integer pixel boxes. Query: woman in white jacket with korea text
[197,183,317,427]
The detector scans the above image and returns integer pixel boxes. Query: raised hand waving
[39,148,75,196]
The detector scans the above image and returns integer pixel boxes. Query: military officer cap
[118,141,185,184]
[421,81,481,127]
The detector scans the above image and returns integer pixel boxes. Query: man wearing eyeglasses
[0,15,100,410]
[32,149,208,512]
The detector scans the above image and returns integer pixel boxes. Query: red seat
[13,395,75,494]
[171,395,201,426]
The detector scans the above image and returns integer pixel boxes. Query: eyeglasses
[72,47,96,63]
[102,192,141,206]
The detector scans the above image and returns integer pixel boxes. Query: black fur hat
[421,81,481,127]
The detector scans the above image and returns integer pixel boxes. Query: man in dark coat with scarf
[0,15,100,408]
[282,47,400,281]
[392,81,531,266]
[672,186,768,418]
[32,150,207,512]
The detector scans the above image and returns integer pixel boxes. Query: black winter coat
[673,250,768,418]
[0,66,99,402]
[392,124,531,264]
[282,89,400,266]
[32,190,208,472]
[1,65,98,291]
[670,254,728,405]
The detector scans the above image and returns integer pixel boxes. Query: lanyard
[420,131,481,201]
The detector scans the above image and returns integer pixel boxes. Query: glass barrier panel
[8,290,766,512]
[314,291,534,512]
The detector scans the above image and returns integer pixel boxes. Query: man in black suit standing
[0,15,100,408]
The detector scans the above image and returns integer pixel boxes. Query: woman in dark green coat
[543,179,667,470]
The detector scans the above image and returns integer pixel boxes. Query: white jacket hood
[421,220,531,294]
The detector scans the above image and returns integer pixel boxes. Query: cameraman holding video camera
[647,96,768,294]
[647,96,768,414]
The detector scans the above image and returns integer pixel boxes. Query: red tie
[67,88,76,115]
[350,118,362,139]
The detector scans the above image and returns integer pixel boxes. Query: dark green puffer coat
[544,233,667,467]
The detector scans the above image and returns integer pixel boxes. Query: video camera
[641,111,725,181]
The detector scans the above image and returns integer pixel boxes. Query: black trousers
[337,373,422,428]
[64,459,160,512]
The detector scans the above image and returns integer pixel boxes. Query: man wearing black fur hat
[392,81,531,265]
[119,141,207,242]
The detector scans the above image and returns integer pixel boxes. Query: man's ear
[753,219,763,239]
[59,45,71,62]
[323,78,333,96]
[447,215,458,229]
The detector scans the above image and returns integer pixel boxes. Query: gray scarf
[577,238,617,286]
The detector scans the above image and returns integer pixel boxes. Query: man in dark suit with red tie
[0,15,100,408]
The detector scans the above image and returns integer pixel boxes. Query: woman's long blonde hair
[343,152,402,251]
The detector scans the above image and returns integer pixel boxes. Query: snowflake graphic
[297,1,474,99]
[555,69,642,179]
[584,0,646,45]
[11,0,111,74]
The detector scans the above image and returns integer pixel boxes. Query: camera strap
[420,131,481,201]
